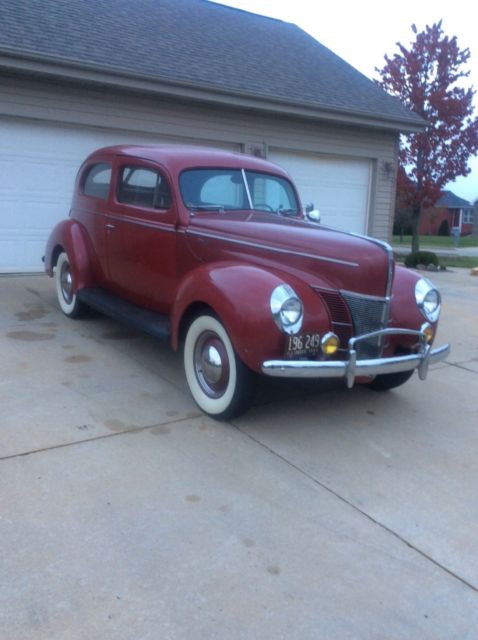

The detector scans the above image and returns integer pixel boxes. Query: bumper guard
[261,327,450,388]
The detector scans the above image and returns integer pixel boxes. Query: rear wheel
[184,314,253,419]
[55,252,86,318]
[367,369,414,391]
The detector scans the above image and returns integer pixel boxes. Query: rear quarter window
[82,163,112,199]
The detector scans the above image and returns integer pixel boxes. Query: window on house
[117,166,171,209]
[82,163,112,199]
[463,208,474,224]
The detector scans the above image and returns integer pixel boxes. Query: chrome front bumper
[261,327,450,388]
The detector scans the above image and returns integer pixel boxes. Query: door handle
[105,223,116,230]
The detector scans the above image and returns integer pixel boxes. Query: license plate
[284,333,321,358]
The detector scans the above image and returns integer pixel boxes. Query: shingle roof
[437,191,472,209]
[0,0,423,129]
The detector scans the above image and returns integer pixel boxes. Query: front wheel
[366,369,414,391]
[184,314,254,419]
[55,251,87,318]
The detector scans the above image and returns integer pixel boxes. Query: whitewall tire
[184,314,253,419]
[55,252,86,318]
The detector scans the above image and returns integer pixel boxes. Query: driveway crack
[0,414,202,462]
[233,423,478,596]
[446,361,478,375]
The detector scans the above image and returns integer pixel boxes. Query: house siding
[0,75,399,240]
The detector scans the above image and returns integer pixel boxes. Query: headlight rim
[270,284,304,335]
[415,277,441,323]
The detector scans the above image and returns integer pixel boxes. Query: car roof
[85,144,291,177]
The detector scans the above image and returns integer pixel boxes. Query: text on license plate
[285,333,321,358]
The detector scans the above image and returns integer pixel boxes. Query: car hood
[184,212,392,297]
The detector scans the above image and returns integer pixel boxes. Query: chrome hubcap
[60,262,74,304]
[194,332,230,398]
[203,345,223,384]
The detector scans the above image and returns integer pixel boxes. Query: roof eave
[0,49,426,133]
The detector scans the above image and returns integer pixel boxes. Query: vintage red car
[44,145,450,418]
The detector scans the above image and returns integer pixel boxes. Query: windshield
[179,168,299,215]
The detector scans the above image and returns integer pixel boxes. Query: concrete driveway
[1,269,477,639]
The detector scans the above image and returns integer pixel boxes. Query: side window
[82,163,112,199]
[117,166,171,209]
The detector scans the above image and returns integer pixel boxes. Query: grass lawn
[434,256,478,269]
[392,235,478,248]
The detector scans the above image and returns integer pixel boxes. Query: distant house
[0,0,424,272]
[420,191,474,236]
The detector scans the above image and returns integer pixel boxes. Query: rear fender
[171,262,329,372]
[44,219,96,291]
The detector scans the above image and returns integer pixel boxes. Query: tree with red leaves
[376,22,478,252]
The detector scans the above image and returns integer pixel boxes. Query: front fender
[391,266,432,328]
[388,265,440,352]
[171,262,329,372]
[44,219,97,291]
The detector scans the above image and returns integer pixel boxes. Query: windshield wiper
[187,204,226,213]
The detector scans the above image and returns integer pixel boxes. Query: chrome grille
[317,290,353,357]
[316,289,390,360]
[341,292,389,358]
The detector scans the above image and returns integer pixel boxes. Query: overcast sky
[215,0,478,203]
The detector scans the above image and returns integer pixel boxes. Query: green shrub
[404,250,440,268]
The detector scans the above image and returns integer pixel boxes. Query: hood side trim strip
[186,230,359,268]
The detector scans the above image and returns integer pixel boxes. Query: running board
[77,287,170,342]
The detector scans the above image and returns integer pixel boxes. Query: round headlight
[415,278,441,323]
[270,284,304,335]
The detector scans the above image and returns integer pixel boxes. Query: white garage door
[269,150,371,234]
[0,119,238,272]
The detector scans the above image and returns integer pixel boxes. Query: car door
[72,159,114,284]
[105,157,177,312]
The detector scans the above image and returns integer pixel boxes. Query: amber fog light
[321,332,340,355]
[421,322,434,344]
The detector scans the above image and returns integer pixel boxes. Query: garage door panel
[269,150,371,235]
[1,234,45,272]
[0,237,18,270]
[0,119,238,272]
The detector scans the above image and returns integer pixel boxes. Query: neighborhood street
[1,268,477,639]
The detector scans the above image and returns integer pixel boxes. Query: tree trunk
[411,204,421,253]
